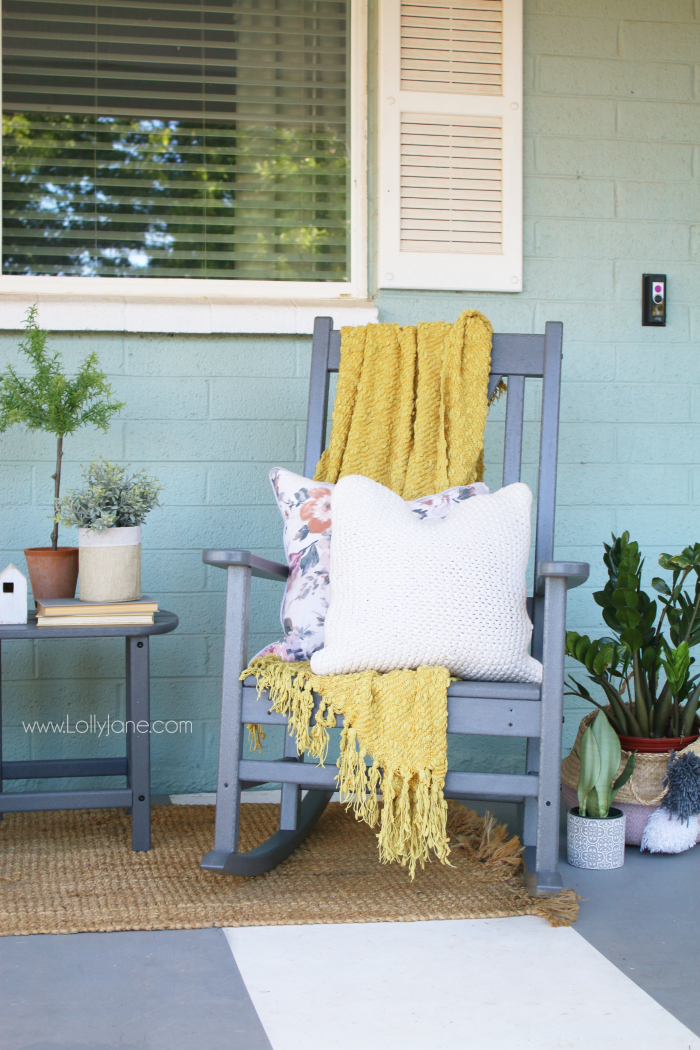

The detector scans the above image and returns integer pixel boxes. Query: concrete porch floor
[1,802,699,1050]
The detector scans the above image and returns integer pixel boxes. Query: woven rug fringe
[528,890,582,928]
[449,804,579,928]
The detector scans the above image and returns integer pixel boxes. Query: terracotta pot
[618,733,699,753]
[24,547,79,600]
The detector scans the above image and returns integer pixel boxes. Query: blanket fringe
[488,377,508,406]
[242,656,449,877]
[378,768,450,876]
[243,656,320,759]
[246,724,266,753]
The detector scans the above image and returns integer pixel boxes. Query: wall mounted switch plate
[642,274,666,326]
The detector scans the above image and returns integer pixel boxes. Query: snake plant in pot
[565,533,700,752]
[567,710,635,870]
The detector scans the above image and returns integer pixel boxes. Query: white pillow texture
[310,476,542,684]
[254,468,488,663]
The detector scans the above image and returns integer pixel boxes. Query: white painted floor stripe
[224,917,700,1050]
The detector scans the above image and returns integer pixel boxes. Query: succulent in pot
[565,533,700,750]
[0,308,124,599]
[55,459,162,603]
[567,710,635,870]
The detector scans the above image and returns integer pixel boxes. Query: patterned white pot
[567,807,626,870]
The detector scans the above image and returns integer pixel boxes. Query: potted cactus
[55,459,162,603]
[567,710,636,870]
[565,534,700,751]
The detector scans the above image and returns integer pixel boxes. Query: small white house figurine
[0,564,28,624]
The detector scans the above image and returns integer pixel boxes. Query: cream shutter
[377,0,522,292]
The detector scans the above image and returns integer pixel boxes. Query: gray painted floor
[562,831,700,1039]
[469,798,700,1039]
[1,803,699,1048]
[0,927,272,1050]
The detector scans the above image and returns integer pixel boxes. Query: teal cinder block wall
[1,0,699,792]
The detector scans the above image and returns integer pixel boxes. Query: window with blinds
[1,0,351,280]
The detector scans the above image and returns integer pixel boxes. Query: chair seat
[447,679,540,700]
[241,678,541,738]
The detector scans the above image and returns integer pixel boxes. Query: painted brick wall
[1,0,699,792]
[0,332,312,791]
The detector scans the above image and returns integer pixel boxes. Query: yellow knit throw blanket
[315,309,493,498]
[243,310,494,876]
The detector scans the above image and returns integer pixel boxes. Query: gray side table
[0,610,178,851]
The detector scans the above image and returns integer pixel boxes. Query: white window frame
[0,0,374,333]
[376,0,523,294]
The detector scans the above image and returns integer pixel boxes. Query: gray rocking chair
[201,318,589,895]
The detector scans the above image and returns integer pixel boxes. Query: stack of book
[35,596,158,627]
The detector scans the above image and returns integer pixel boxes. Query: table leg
[125,636,151,851]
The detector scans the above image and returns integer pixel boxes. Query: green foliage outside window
[2,114,349,280]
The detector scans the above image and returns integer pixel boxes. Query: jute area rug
[0,802,578,937]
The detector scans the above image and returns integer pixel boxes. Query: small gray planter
[567,807,626,870]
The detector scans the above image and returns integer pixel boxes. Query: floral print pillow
[255,468,488,663]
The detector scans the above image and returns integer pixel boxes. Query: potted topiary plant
[55,459,162,603]
[565,533,700,752]
[567,709,635,870]
[0,308,124,599]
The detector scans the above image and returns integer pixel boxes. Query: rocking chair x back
[201,318,589,895]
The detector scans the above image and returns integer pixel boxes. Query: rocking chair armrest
[202,549,289,582]
[536,561,590,594]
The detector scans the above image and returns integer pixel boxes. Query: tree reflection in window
[3,113,349,279]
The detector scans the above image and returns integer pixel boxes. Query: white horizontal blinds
[378,0,522,293]
[2,0,350,280]
[400,114,502,253]
[400,1,502,95]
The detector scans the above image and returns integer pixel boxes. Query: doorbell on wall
[642,274,666,326]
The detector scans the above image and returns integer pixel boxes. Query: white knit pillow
[310,476,542,684]
[254,468,488,663]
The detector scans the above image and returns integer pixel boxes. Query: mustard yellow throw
[315,309,494,499]
[243,310,494,876]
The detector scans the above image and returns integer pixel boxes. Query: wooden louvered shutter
[377,0,522,292]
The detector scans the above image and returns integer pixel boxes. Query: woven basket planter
[561,710,700,847]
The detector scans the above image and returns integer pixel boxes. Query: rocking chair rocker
[201,318,589,895]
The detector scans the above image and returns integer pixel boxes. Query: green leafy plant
[55,459,162,531]
[0,307,125,548]
[577,710,635,818]
[566,532,700,739]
